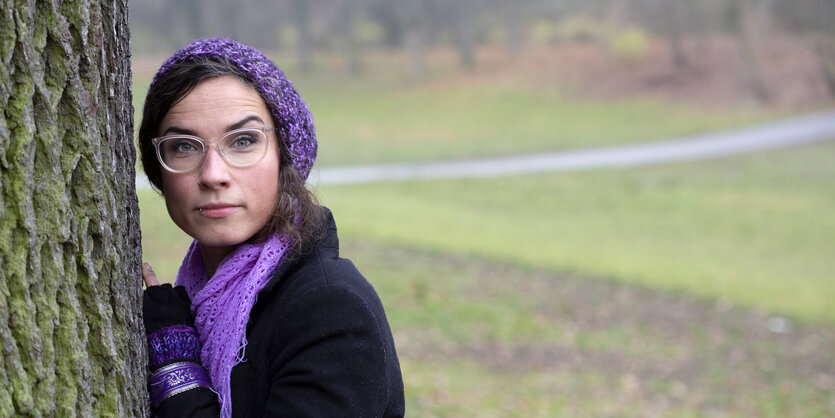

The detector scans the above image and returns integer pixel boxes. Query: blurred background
[132,1,835,415]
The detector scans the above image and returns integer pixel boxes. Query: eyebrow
[163,115,266,136]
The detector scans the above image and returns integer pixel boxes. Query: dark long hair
[137,55,323,247]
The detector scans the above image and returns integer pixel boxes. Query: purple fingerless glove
[147,325,202,370]
[144,285,212,406]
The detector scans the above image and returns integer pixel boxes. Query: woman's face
[159,75,280,254]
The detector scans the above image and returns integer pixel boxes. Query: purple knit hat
[151,38,317,179]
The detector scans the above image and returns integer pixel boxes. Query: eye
[168,139,199,154]
[228,133,259,149]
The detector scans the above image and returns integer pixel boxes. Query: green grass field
[319,140,835,324]
[302,80,772,166]
[135,57,834,415]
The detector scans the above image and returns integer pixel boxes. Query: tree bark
[0,0,146,416]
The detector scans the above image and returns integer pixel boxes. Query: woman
[138,38,404,417]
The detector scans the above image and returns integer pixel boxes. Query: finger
[142,262,160,287]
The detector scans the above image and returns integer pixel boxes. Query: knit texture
[147,325,202,370]
[175,233,293,418]
[151,38,317,180]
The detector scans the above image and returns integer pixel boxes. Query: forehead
[160,75,271,133]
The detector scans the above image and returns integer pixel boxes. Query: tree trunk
[405,25,425,81]
[733,0,772,102]
[183,0,205,40]
[0,0,146,416]
[455,1,476,70]
[294,0,313,71]
[662,0,689,70]
[341,0,361,76]
[816,37,835,97]
[503,1,523,54]
[403,0,426,81]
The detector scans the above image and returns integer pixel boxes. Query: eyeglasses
[151,127,279,173]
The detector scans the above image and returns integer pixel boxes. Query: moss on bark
[0,0,146,415]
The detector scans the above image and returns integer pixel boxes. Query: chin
[205,238,249,247]
[199,240,245,248]
[193,231,252,248]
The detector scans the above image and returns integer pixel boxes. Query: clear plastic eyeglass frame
[151,127,279,173]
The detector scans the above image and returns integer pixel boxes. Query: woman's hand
[142,261,193,330]
[143,262,160,287]
[142,263,195,332]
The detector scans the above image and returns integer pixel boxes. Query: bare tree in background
[660,0,690,69]
[503,1,524,54]
[607,0,632,26]
[293,0,314,71]
[123,0,835,100]
[0,0,146,415]
[818,40,835,97]
[370,0,405,47]
[219,0,243,42]
[183,0,206,40]
[341,0,362,75]
[454,0,477,70]
[403,0,427,80]
[730,0,772,102]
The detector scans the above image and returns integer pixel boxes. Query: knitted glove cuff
[147,325,202,371]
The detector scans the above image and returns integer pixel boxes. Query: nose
[197,146,231,189]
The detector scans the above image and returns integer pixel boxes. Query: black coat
[154,210,405,417]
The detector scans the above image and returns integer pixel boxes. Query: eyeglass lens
[157,129,268,172]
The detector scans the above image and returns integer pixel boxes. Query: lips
[198,203,240,218]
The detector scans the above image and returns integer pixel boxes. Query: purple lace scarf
[175,232,293,418]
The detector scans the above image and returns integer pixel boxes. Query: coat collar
[256,206,338,297]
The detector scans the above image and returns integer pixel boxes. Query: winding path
[136,110,835,189]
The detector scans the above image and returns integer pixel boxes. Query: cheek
[264,149,281,191]
[260,165,281,205]
[161,174,191,220]
[253,161,281,216]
